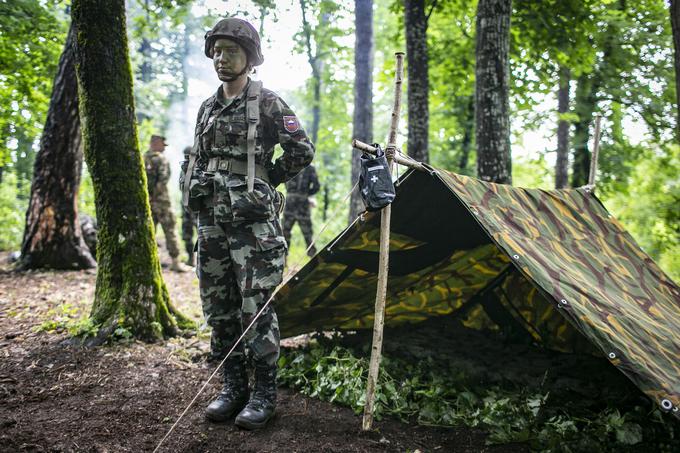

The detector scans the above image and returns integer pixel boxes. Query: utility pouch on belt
[359,146,396,211]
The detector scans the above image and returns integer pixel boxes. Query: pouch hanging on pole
[359,145,396,211]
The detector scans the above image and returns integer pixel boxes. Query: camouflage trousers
[181,208,196,257]
[282,195,316,256]
[151,201,180,259]
[197,207,286,368]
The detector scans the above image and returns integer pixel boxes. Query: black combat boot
[205,359,249,422]
[234,366,276,430]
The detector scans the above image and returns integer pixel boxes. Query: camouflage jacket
[144,150,171,201]
[285,164,320,197]
[183,79,315,222]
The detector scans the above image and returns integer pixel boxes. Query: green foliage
[284,0,355,255]
[427,0,477,173]
[513,153,554,190]
[0,1,68,169]
[279,341,680,451]
[126,0,194,135]
[36,302,99,338]
[602,144,680,280]
[0,172,28,251]
[78,167,97,219]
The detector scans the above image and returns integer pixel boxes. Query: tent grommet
[559,298,569,307]
[608,352,616,359]
[661,399,673,411]
[512,254,520,260]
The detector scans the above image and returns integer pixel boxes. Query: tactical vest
[182,80,263,209]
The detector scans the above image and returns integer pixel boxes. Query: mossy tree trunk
[17,23,95,271]
[349,0,374,223]
[475,0,512,185]
[71,0,191,341]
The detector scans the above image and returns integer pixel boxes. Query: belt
[206,157,270,183]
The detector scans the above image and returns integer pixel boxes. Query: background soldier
[181,146,197,267]
[182,18,314,429]
[144,135,186,272]
[282,164,320,256]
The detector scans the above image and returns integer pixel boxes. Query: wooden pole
[588,115,603,186]
[352,139,427,172]
[362,52,405,431]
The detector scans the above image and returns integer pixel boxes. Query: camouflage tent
[275,167,680,417]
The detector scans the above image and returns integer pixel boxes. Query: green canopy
[274,167,680,417]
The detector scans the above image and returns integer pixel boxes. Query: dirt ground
[0,251,528,453]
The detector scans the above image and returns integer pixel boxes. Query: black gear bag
[359,146,396,211]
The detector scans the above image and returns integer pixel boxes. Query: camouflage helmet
[204,18,264,66]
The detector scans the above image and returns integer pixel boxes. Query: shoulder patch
[283,115,300,133]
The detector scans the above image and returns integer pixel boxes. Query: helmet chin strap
[222,61,251,82]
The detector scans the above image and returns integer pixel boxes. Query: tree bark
[72,0,191,341]
[349,0,374,223]
[555,67,571,189]
[17,23,95,271]
[571,74,595,187]
[670,0,680,140]
[475,0,512,184]
[403,0,429,163]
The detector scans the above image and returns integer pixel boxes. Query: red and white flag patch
[283,115,300,133]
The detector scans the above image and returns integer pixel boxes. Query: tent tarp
[274,168,680,416]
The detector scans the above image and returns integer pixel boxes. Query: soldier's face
[212,38,248,82]
[150,138,166,152]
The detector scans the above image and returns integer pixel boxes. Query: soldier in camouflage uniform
[144,135,187,272]
[181,146,198,267]
[282,164,320,256]
[180,18,314,429]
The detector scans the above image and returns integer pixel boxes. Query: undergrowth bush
[278,341,679,452]
[0,173,27,251]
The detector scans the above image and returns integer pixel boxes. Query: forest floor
[0,250,528,453]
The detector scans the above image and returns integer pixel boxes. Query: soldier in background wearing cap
[144,135,187,272]
[181,17,314,429]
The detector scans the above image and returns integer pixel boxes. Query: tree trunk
[17,23,95,271]
[403,0,429,163]
[555,67,571,189]
[349,0,374,223]
[571,73,595,187]
[671,0,680,140]
[72,0,191,341]
[475,0,512,184]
